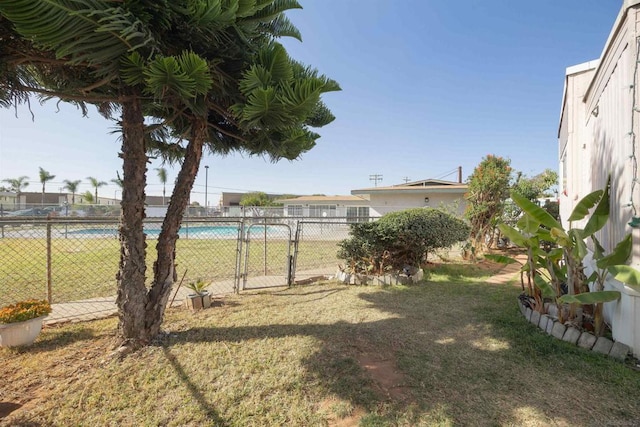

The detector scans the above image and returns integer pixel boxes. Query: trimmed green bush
[338,208,470,275]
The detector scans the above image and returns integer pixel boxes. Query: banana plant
[492,177,630,334]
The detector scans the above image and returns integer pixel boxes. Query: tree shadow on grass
[162,348,228,427]
[165,280,640,426]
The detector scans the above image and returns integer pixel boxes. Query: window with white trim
[346,206,369,223]
[309,204,336,217]
[287,204,303,216]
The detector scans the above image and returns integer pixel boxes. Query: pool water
[67,225,246,238]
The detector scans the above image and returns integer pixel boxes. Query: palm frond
[0,0,155,78]
[241,0,301,22]
[259,13,301,41]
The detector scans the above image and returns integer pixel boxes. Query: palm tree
[86,176,106,204]
[62,179,81,204]
[2,176,29,209]
[1,0,339,347]
[38,167,56,204]
[155,167,168,205]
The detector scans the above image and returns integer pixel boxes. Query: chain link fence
[0,216,365,323]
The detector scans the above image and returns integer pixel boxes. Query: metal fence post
[46,221,52,303]
[263,217,267,276]
[234,220,245,294]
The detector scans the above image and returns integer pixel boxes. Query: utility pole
[402,177,410,184]
[369,174,383,187]
[204,165,209,215]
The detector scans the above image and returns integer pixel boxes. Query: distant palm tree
[82,191,94,204]
[38,167,56,204]
[2,176,29,209]
[111,173,124,201]
[155,167,168,205]
[63,179,82,204]
[86,176,107,204]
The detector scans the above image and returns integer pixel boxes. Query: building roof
[352,182,467,195]
[392,178,462,187]
[279,195,369,203]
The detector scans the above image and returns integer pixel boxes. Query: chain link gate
[241,222,294,290]
[292,220,352,283]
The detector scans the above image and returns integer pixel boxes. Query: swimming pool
[66,225,250,238]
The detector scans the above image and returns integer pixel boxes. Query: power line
[369,174,383,187]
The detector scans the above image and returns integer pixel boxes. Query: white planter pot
[0,316,46,348]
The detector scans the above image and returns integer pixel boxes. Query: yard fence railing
[0,216,363,322]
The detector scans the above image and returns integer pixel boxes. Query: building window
[287,204,303,216]
[309,204,336,217]
[346,206,369,222]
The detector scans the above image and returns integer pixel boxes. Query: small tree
[86,177,106,204]
[38,167,55,204]
[62,179,81,204]
[155,167,168,205]
[239,192,280,207]
[338,208,470,275]
[2,176,29,209]
[465,155,512,251]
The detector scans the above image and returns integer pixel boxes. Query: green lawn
[1,261,638,426]
[0,236,342,305]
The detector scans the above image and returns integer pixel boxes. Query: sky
[0,1,624,206]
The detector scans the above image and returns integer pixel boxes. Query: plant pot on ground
[0,299,52,347]
[184,279,212,310]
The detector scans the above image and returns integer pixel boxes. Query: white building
[559,0,640,356]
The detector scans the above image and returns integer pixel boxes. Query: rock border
[517,300,631,361]
[335,268,424,286]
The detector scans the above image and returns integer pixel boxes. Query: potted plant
[0,299,52,347]
[184,279,211,310]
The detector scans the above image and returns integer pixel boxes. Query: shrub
[0,299,52,324]
[338,208,470,274]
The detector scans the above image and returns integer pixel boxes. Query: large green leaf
[516,214,540,235]
[596,234,632,269]
[537,228,553,243]
[567,190,603,222]
[570,229,588,260]
[534,274,556,299]
[550,227,571,247]
[608,265,640,289]
[511,191,562,230]
[558,291,621,304]
[583,176,611,237]
[497,223,529,247]
[591,235,605,261]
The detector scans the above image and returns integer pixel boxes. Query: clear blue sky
[0,1,622,206]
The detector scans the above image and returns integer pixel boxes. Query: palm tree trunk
[116,96,150,347]
[145,117,206,340]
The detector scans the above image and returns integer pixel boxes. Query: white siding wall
[368,193,467,217]
[563,6,640,356]
[559,67,597,226]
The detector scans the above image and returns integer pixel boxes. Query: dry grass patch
[1,259,639,426]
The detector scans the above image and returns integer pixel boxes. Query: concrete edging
[517,300,631,362]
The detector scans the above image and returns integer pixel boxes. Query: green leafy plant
[185,279,209,296]
[338,208,470,275]
[0,299,52,324]
[491,176,639,336]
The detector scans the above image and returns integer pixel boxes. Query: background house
[559,0,640,356]
[279,195,370,222]
[351,179,468,217]
[279,177,468,221]
[0,192,18,211]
